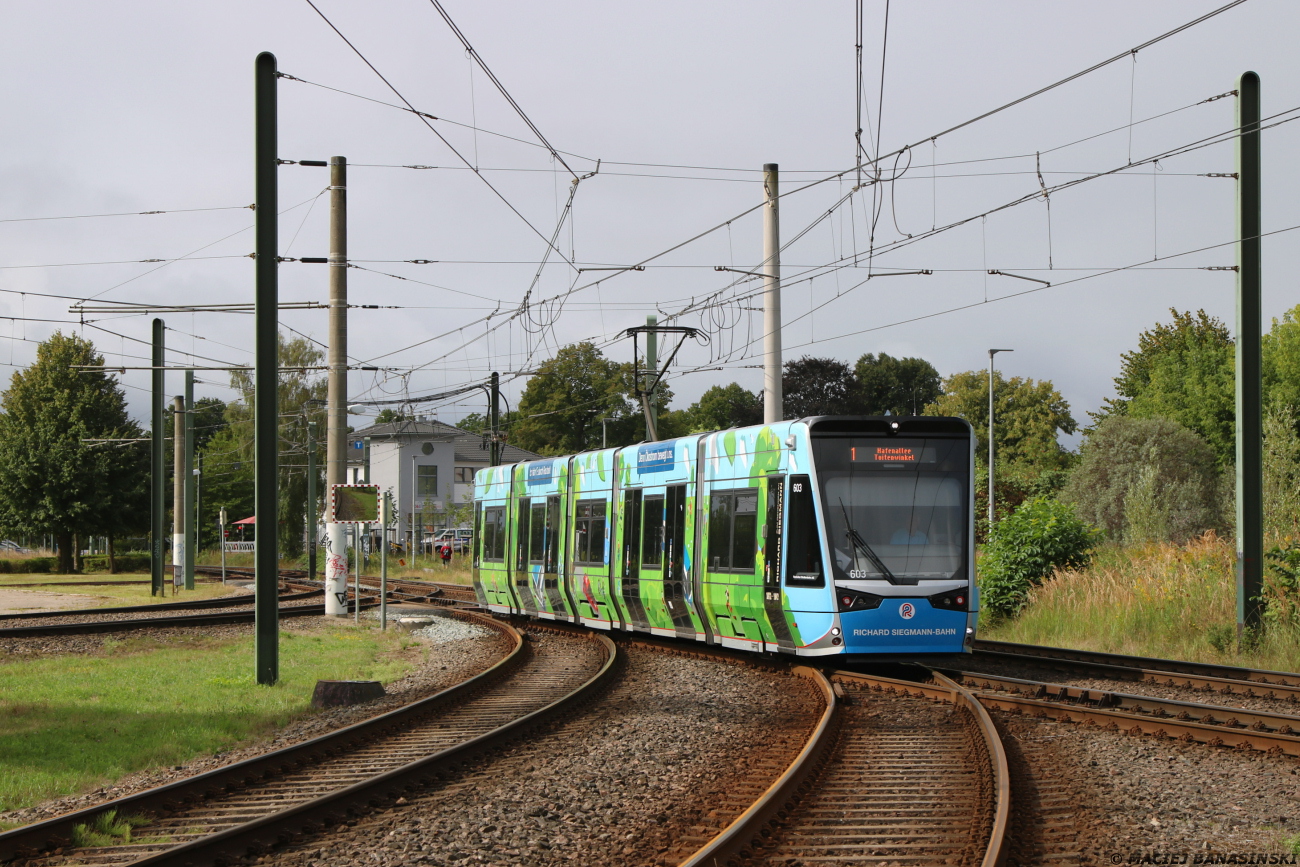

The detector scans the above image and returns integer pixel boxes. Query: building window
[574,499,607,566]
[454,466,475,484]
[417,465,438,497]
[708,488,759,573]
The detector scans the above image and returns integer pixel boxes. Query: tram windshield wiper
[838,498,907,585]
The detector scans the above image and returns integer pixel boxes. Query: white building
[345,419,539,543]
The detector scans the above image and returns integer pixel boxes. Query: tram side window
[482,506,506,562]
[785,475,824,586]
[529,502,547,564]
[642,495,664,567]
[574,499,607,566]
[709,488,758,573]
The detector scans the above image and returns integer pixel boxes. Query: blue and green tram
[471,416,976,657]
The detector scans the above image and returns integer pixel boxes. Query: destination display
[850,443,937,464]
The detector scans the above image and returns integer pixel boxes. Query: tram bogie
[473,416,976,658]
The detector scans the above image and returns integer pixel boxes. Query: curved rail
[0,600,337,638]
[0,587,318,623]
[1,614,619,867]
[0,610,521,863]
[679,666,838,867]
[682,667,1008,867]
[973,639,1300,698]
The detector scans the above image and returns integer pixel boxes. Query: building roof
[346,419,542,466]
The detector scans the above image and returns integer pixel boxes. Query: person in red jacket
[439,543,453,567]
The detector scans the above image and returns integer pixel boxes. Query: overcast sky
[2,1,1297,443]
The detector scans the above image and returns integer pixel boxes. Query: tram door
[621,490,650,629]
[542,495,571,620]
[513,498,538,614]
[762,475,795,650]
[664,484,693,635]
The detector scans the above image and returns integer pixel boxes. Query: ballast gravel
[995,712,1300,860]
[0,617,513,830]
[263,645,822,867]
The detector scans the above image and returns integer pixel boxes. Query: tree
[375,408,413,424]
[1098,309,1235,465]
[1061,416,1222,543]
[510,342,654,455]
[853,352,942,416]
[782,356,855,419]
[924,370,1077,472]
[0,332,149,572]
[684,383,763,433]
[1264,303,1300,420]
[216,334,327,557]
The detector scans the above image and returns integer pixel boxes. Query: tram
[471,416,976,657]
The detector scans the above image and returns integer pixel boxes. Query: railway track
[972,638,1300,702]
[683,666,1009,867]
[0,613,616,867]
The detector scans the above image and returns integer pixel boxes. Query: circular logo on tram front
[898,602,915,620]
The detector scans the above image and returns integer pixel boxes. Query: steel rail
[968,688,1300,757]
[974,638,1300,690]
[947,669,1300,735]
[0,601,344,638]
[678,666,838,867]
[973,646,1300,703]
[681,668,1009,867]
[0,588,318,622]
[126,625,618,867]
[0,611,524,864]
[930,671,1011,867]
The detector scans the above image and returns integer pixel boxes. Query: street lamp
[988,348,1014,529]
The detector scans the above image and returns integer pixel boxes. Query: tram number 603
[792,482,804,493]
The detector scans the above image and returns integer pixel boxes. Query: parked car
[0,540,32,555]
[422,529,473,555]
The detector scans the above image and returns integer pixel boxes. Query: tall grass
[981,533,1300,673]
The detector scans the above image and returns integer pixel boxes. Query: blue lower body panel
[840,599,967,654]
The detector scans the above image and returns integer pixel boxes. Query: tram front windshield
[813,437,967,583]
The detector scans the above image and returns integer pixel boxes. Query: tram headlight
[831,627,841,636]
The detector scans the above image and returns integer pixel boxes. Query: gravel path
[260,643,823,867]
[994,712,1300,860]
[958,654,1300,718]
[0,618,513,829]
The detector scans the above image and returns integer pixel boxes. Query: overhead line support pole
[325,154,349,617]
[1236,70,1263,636]
[490,371,501,467]
[254,51,280,685]
[150,318,165,596]
[307,420,318,580]
[172,394,185,590]
[184,370,195,590]
[762,163,782,424]
[645,315,658,441]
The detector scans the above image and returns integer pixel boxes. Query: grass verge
[0,625,425,813]
[980,533,1300,673]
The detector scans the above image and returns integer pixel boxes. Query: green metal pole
[1236,70,1264,636]
[195,452,202,564]
[490,371,501,467]
[151,318,165,597]
[184,370,195,590]
[380,492,389,630]
[307,421,318,580]
[254,51,280,684]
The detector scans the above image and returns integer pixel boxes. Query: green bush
[0,557,54,574]
[0,553,150,574]
[979,497,1100,620]
[1062,416,1222,544]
